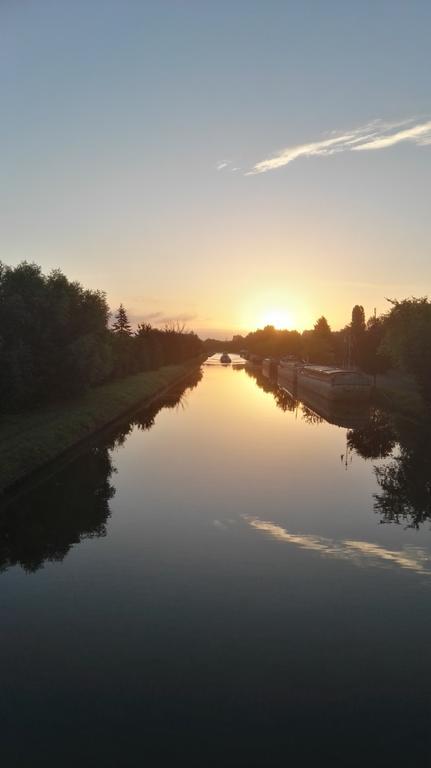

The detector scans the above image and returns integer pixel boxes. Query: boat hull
[262,358,278,379]
[277,366,298,389]
[298,372,371,401]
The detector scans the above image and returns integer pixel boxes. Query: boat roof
[303,365,367,377]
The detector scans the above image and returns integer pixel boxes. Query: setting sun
[258,308,293,330]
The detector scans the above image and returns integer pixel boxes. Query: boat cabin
[301,366,370,387]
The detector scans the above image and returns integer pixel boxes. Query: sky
[1,1,430,338]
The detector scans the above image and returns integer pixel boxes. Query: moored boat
[277,357,304,387]
[245,354,263,367]
[220,352,231,364]
[298,365,371,401]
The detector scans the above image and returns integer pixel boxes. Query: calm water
[1,355,431,766]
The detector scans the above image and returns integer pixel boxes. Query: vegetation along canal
[2,354,431,765]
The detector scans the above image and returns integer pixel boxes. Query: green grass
[0,362,200,493]
[374,370,424,419]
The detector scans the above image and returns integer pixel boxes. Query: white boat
[298,365,371,401]
[220,353,231,364]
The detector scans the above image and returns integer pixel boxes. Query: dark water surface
[2,356,431,766]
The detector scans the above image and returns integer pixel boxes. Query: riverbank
[374,370,424,419]
[0,359,204,494]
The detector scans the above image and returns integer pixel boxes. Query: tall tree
[350,304,366,366]
[314,316,332,337]
[304,316,334,364]
[351,305,365,333]
[380,298,431,402]
[112,304,132,336]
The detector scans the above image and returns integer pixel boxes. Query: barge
[298,365,371,401]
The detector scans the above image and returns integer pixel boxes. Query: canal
[1,355,431,765]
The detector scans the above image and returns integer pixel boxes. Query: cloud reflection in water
[246,518,431,577]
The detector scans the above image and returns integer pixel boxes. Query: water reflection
[347,409,396,459]
[0,369,203,572]
[373,415,431,528]
[0,447,115,573]
[247,517,431,576]
[244,365,299,412]
[3,357,431,765]
[246,360,431,529]
[111,368,202,448]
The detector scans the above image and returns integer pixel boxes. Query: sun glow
[258,308,293,330]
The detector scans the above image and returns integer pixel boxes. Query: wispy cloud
[142,312,197,325]
[217,160,241,172]
[123,310,197,330]
[248,118,431,175]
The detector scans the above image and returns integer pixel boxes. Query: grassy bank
[0,360,202,494]
[373,370,424,418]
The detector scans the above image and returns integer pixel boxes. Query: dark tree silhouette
[112,304,132,336]
[350,304,366,366]
[303,316,334,364]
[0,262,203,412]
[314,316,332,336]
[380,298,431,402]
[0,261,112,407]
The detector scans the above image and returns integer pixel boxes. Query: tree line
[205,298,431,402]
[0,262,202,412]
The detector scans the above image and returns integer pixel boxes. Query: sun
[259,308,293,330]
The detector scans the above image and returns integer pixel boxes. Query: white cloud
[217,160,230,170]
[353,120,431,151]
[248,118,431,174]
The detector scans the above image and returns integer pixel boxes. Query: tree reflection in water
[347,409,396,460]
[0,447,115,573]
[347,405,431,528]
[245,366,323,424]
[111,368,202,449]
[247,364,431,529]
[0,368,203,572]
[244,366,300,413]
[373,416,431,528]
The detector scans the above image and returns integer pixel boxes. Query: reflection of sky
[247,517,431,577]
[112,364,431,559]
[3,357,431,763]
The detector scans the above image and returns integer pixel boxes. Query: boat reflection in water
[246,360,431,529]
[262,357,279,379]
[252,363,370,430]
[283,379,370,429]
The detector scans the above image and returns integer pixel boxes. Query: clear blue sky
[1,1,430,336]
